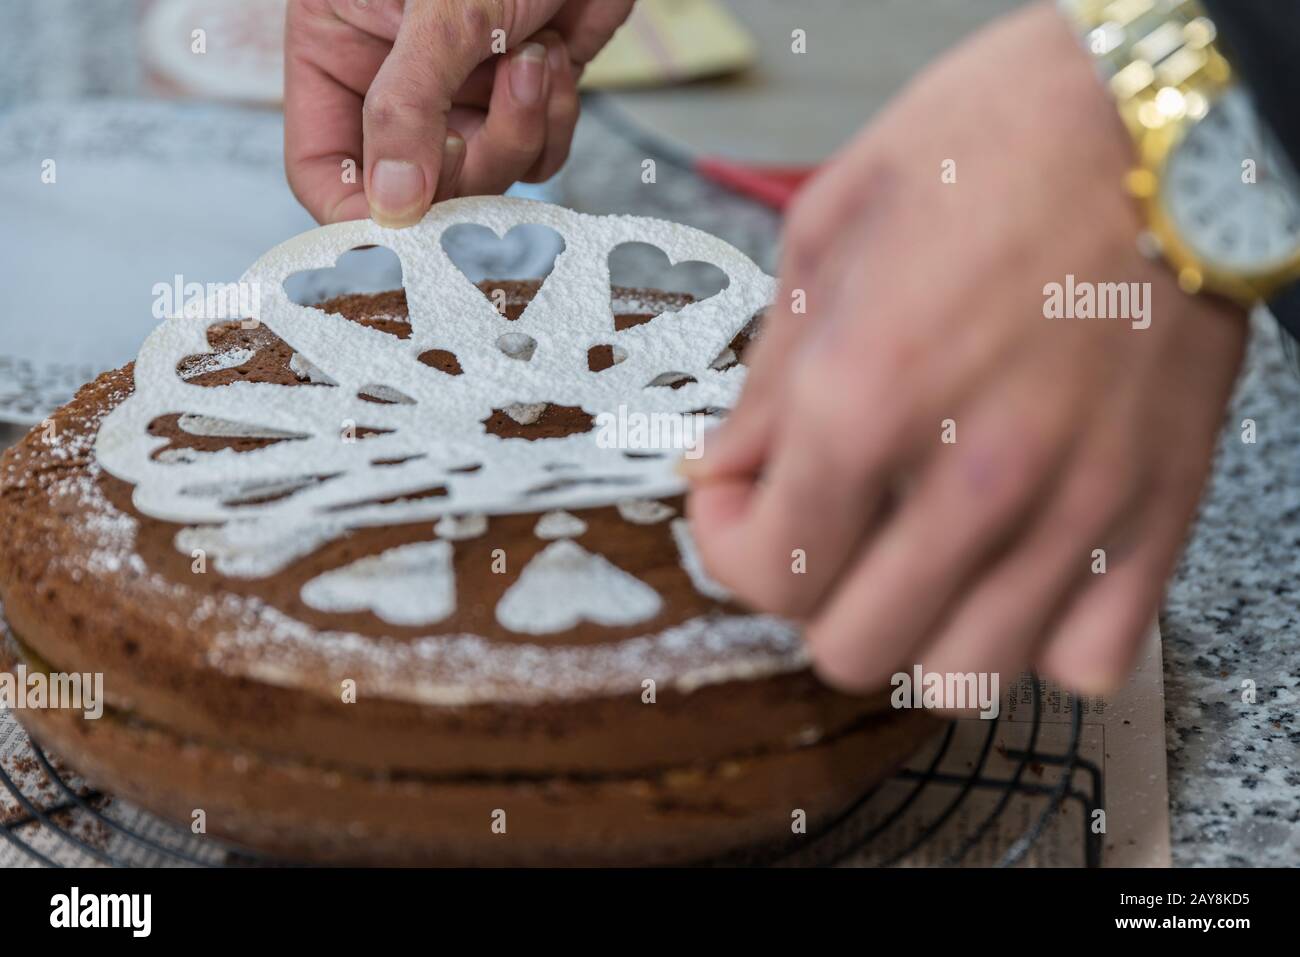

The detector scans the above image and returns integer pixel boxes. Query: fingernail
[443,133,465,172]
[547,42,568,76]
[510,42,547,106]
[369,159,426,226]
[676,455,706,479]
[676,431,719,479]
[436,133,466,199]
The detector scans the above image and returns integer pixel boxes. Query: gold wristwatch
[1059,0,1300,308]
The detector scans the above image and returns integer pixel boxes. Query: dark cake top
[1,199,805,706]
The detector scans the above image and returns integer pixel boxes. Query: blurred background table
[0,0,1295,866]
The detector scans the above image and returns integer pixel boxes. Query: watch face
[1162,87,1300,274]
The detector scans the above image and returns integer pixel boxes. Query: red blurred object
[694,157,818,211]
[586,93,821,212]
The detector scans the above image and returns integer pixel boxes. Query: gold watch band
[1058,0,1231,144]
[1057,0,1300,303]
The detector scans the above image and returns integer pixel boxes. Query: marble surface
[1162,321,1300,867]
[1,0,1296,867]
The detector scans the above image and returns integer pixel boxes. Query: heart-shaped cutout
[495,540,661,634]
[497,332,537,361]
[440,223,565,315]
[301,540,456,626]
[587,344,628,372]
[283,245,404,308]
[608,242,729,324]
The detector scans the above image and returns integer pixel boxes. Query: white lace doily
[95,197,776,575]
[0,101,565,426]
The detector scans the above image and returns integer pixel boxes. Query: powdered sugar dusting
[288,351,333,384]
[207,598,805,705]
[301,540,455,626]
[94,197,775,568]
[503,401,546,425]
[12,404,174,594]
[177,413,302,440]
[181,347,255,379]
[495,540,660,635]
[672,518,732,601]
[617,499,676,524]
[5,199,812,705]
[433,514,486,540]
[175,519,346,578]
[15,405,807,703]
[533,510,587,539]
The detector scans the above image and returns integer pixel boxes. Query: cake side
[0,284,900,779]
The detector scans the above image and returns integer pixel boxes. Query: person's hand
[685,1,1248,696]
[284,0,633,226]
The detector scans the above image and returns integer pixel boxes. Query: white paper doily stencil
[95,197,775,573]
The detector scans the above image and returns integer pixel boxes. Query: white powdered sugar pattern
[180,347,255,380]
[502,401,546,425]
[46,197,812,700]
[288,351,333,384]
[301,540,455,626]
[26,396,807,703]
[176,519,346,579]
[94,197,775,572]
[495,540,662,635]
[671,518,733,601]
[533,510,588,540]
[210,603,807,705]
[617,499,676,525]
[433,514,487,541]
[176,413,302,440]
[154,447,202,464]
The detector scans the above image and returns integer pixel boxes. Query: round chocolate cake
[0,201,937,864]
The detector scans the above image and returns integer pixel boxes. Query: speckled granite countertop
[1,0,1295,867]
[1162,320,1300,867]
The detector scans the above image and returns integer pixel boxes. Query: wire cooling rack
[0,675,1101,868]
[745,676,1102,867]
